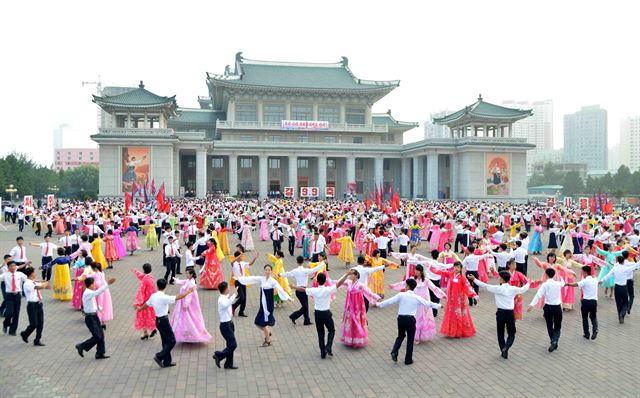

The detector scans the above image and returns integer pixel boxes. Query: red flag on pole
[164,202,170,213]
[124,192,132,213]
[156,184,165,213]
[365,197,372,210]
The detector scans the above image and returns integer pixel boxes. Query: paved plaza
[1,223,639,398]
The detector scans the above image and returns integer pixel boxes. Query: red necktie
[66,237,69,247]
[171,246,175,256]
[45,244,49,256]
[20,246,24,260]
[313,241,316,252]
[37,287,42,301]
[12,274,17,293]
[239,263,243,276]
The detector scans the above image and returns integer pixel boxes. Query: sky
[1,0,639,166]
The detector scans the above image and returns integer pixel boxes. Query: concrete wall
[98,144,119,196]
[151,146,174,196]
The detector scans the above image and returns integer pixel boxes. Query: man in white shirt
[286,221,296,256]
[468,272,530,359]
[75,276,116,359]
[214,281,238,370]
[231,250,259,317]
[19,266,49,346]
[280,256,321,325]
[352,255,388,312]
[527,268,565,352]
[30,236,58,281]
[137,278,194,368]
[164,236,181,284]
[292,272,342,359]
[270,222,284,255]
[566,265,599,340]
[512,241,528,275]
[9,236,31,272]
[374,233,391,258]
[373,279,441,365]
[599,256,640,324]
[2,261,28,335]
[310,232,325,263]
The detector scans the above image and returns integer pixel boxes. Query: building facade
[54,148,100,171]
[91,53,533,201]
[423,110,451,140]
[620,116,640,171]
[564,105,608,171]
[502,100,553,167]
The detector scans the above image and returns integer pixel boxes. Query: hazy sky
[1,0,638,165]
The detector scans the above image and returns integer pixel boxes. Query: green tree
[562,171,584,197]
[60,165,99,199]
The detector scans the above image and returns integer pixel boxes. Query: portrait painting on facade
[486,153,509,196]
[122,147,149,192]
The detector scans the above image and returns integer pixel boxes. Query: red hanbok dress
[104,235,118,262]
[491,268,529,320]
[133,269,156,330]
[430,267,477,338]
[200,244,224,290]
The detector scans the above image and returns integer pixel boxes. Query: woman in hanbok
[354,224,366,253]
[237,265,292,347]
[199,238,224,290]
[54,213,66,235]
[171,269,212,343]
[429,261,477,338]
[408,221,423,246]
[363,229,376,257]
[144,221,159,251]
[336,234,355,268]
[126,225,140,255]
[267,251,292,306]
[559,225,574,254]
[103,230,118,269]
[301,227,312,259]
[71,250,88,310]
[596,241,627,299]
[528,222,544,255]
[365,249,398,299]
[43,247,73,301]
[438,242,461,286]
[218,223,231,256]
[329,227,342,256]
[573,245,605,278]
[258,219,270,241]
[90,234,108,270]
[238,222,254,251]
[428,223,441,250]
[389,264,446,343]
[557,250,580,310]
[391,244,429,281]
[113,227,127,258]
[547,223,559,253]
[337,269,380,347]
[132,263,157,340]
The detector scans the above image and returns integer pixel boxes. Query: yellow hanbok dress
[268,253,292,302]
[91,238,108,270]
[219,229,231,256]
[337,236,355,263]
[145,223,159,250]
[367,256,386,296]
[51,257,73,301]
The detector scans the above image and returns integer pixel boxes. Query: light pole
[5,184,17,202]
[48,185,60,194]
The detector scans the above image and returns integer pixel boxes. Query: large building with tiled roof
[91,53,534,200]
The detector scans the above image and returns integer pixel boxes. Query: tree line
[0,153,98,201]
[528,163,640,198]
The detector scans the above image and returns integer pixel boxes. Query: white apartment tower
[620,116,640,171]
[502,100,553,163]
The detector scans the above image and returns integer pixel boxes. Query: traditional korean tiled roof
[373,110,419,128]
[93,81,177,111]
[168,108,224,126]
[207,52,399,92]
[433,95,532,125]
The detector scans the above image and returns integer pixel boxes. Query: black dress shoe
[326,351,333,357]
[20,332,28,343]
[213,355,221,369]
[75,344,84,357]
[391,352,398,362]
[591,331,598,340]
[34,341,45,347]
[501,348,508,359]
[303,322,313,326]
[583,333,590,339]
[238,313,248,317]
[619,315,625,324]
[165,362,176,367]
[150,329,157,338]
[224,366,238,370]
[321,351,327,359]
[404,360,413,365]
[9,332,16,336]
[95,355,110,360]
[154,357,165,368]
[101,325,107,330]
[2,326,7,334]
[289,317,296,325]
[548,341,558,352]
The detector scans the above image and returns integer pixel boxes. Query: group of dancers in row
[2,196,640,369]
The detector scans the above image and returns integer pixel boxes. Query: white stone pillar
[450,154,458,200]
[172,148,180,196]
[346,157,356,194]
[412,156,423,200]
[259,155,268,199]
[374,157,384,188]
[401,157,411,198]
[195,149,207,198]
[288,155,298,198]
[317,156,327,199]
[340,103,346,123]
[228,154,238,196]
[426,154,439,200]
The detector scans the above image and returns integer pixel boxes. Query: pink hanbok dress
[258,219,269,241]
[355,228,365,252]
[239,223,254,251]
[389,278,446,342]
[171,278,212,343]
[113,228,127,259]
[71,261,86,310]
[94,271,113,322]
[339,279,379,347]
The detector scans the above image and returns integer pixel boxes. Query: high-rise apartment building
[563,105,608,171]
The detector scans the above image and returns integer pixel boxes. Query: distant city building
[424,110,451,139]
[608,143,621,171]
[563,105,607,171]
[620,116,640,171]
[530,161,588,181]
[54,148,100,171]
[502,100,553,166]
[53,124,66,149]
[527,149,563,175]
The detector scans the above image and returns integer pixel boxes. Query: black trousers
[399,245,407,266]
[314,310,335,355]
[63,246,72,256]
[379,248,387,258]
[272,239,282,254]
[79,314,105,357]
[164,257,177,282]
[2,293,21,334]
[614,284,629,318]
[288,237,295,256]
[18,220,24,232]
[232,281,247,315]
[392,315,416,364]
[580,299,598,335]
[290,290,310,324]
[155,316,176,366]
[311,253,320,263]
[41,256,53,281]
[0,281,6,316]
[428,279,441,317]
[454,234,465,252]
[496,308,516,351]
[627,279,635,313]
[364,296,369,312]
[516,262,527,276]
[22,301,44,343]
[467,271,479,305]
[543,304,562,343]
[216,321,237,368]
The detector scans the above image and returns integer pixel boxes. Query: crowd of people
[1,197,639,369]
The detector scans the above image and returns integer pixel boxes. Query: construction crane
[82,77,103,129]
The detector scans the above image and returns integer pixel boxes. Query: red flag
[391,192,400,211]
[151,179,156,196]
[164,202,171,213]
[156,184,165,213]
[124,192,132,213]
[365,197,372,210]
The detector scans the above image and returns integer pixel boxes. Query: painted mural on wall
[486,153,509,196]
[122,147,149,192]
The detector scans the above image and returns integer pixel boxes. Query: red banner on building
[547,196,555,206]
[325,186,335,198]
[284,187,294,198]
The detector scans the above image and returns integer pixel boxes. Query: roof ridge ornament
[341,56,348,67]
[139,80,145,89]
[478,93,483,101]
[236,52,244,63]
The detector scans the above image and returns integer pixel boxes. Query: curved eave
[208,79,398,95]
[434,112,531,125]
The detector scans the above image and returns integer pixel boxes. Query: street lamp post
[5,184,17,203]
[48,185,60,194]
